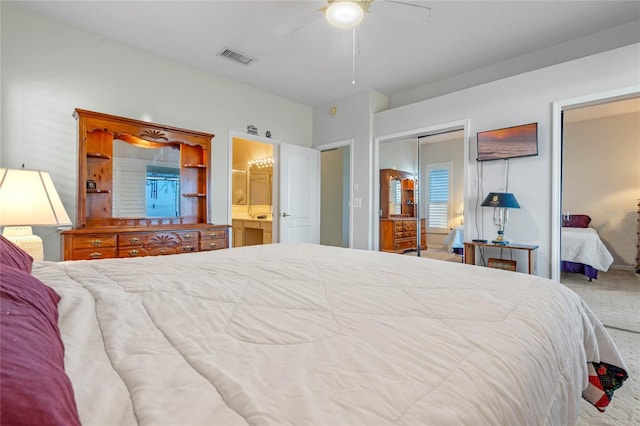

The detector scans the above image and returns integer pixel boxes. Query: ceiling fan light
[326,1,364,29]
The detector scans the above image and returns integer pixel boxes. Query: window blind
[427,167,449,229]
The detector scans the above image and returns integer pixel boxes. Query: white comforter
[561,227,614,272]
[32,243,626,426]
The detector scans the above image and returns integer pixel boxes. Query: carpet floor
[562,269,640,426]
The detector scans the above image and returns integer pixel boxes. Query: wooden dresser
[380,218,427,253]
[61,109,230,260]
[379,168,427,253]
[63,224,229,260]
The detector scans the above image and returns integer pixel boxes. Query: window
[146,166,180,217]
[391,179,402,215]
[426,163,451,231]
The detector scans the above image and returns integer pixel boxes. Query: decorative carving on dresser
[61,109,230,260]
[140,129,169,140]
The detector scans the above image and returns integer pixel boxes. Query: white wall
[0,3,312,260]
[375,44,640,277]
[563,111,640,267]
[312,90,389,250]
[379,139,418,174]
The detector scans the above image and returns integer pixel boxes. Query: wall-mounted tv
[476,122,538,162]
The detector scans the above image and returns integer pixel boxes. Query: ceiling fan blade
[372,0,431,23]
[274,7,322,37]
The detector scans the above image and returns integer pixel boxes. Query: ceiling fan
[274,0,431,37]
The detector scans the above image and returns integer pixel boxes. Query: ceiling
[15,1,640,107]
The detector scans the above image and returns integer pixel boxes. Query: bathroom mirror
[232,170,248,205]
[249,172,272,206]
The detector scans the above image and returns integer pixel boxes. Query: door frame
[228,130,281,244]
[316,139,355,248]
[373,119,471,251]
[550,85,639,282]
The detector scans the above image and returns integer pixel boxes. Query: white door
[279,143,320,243]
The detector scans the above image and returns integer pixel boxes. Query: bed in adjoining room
[561,214,614,280]
[444,225,464,256]
[1,236,629,425]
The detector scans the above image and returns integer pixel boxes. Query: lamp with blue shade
[481,192,520,245]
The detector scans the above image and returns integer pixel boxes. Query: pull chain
[352,27,356,85]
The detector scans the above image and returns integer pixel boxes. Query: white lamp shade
[325,1,365,28]
[0,168,72,226]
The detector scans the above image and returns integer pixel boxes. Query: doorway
[551,87,640,281]
[231,136,275,247]
[558,96,640,282]
[318,139,353,248]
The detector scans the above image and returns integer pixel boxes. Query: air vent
[218,47,255,65]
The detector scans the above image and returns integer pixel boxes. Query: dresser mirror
[388,177,402,216]
[112,138,182,218]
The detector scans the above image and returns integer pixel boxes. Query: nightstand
[463,241,538,275]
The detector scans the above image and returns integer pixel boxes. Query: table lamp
[0,168,72,260]
[481,192,520,245]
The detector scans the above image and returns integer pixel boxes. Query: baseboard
[610,264,635,272]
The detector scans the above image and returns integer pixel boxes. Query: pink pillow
[0,234,34,273]
[562,214,591,228]
[0,265,81,426]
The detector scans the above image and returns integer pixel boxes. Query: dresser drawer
[394,239,415,251]
[68,247,118,261]
[200,229,227,241]
[243,220,265,230]
[72,235,117,250]
[403,221,417,231]
[200,239,227,251]
[118,234,145,247]
[118,247,150,258]
[177,231,197,243]
[147,246,196,256]
[119,232,183,248]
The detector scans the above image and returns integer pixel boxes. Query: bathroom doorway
[231,137,274,247]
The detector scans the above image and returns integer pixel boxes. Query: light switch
[353,198,362,208]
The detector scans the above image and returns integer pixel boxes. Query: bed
[561,215,614,280]
[444,226,464,255]
[1,237,629,425]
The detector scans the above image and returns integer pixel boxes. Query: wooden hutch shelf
[61,108,230,260]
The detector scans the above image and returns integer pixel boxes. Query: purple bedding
[561,261,599,280]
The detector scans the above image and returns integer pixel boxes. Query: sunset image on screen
[477,122,537,161]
